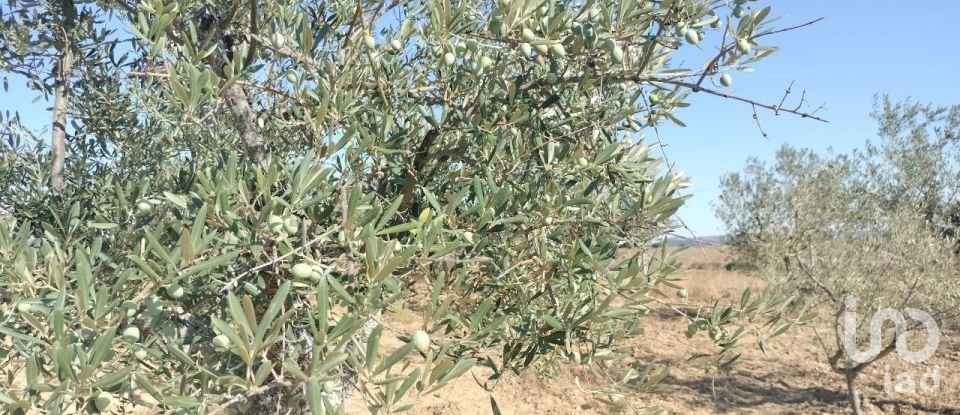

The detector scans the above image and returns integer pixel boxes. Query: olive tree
[1,0,821,413]
[0,0,123,191]
[716,98,960,414]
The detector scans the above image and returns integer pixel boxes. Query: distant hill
[652,234,728,248]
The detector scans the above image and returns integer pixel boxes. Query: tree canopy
[0,0,821,413]
[716,96,960,414]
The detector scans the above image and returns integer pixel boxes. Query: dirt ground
[393,246,960,415]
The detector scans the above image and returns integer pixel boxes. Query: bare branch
[793,253,840,303]
[651,77,828,122]
[775,81,795,115]
[753,18,825,40]
[752,104,768,139]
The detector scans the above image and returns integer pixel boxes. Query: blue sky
[4,1,959,237]
[660,0,960,237]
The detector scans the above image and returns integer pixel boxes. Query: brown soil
[392,309,959,415]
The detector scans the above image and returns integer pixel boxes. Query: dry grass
[670,245,765,302]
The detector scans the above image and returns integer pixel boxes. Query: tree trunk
[50,0,76,192]
[222,84,264,161]
[188,6,265,162]
[845,369,864,415]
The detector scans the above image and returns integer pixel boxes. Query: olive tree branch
[220,229,337,293]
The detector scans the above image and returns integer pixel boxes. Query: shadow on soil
[650,370,960,414]
[662,370,847,411]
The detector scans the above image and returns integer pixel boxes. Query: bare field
[670,245,765,302]
[383,246,960,415]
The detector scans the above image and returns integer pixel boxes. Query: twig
[897,275,922,310]
[651,78,828,122]
[693,22,730,89]
[636,9,673,75]
[414,254,495,266]
[520,70,827,122]
[752,104,768,139]
[793,89,809,113]
[207,380,294,415]
[220,229,336,293]
[753,18,825,40]
[775,81,795,115]
[793,253,839,303]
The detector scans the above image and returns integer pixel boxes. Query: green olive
[213,334,231,350]
[310,264,325,281]
[283,216,299,234]
[733,5,745,18]
[489,17,504,36]
[412,330,430,353]
[601,38,616,51]
[291,263,313,279]
[720,73,733,87]
[267,215,285,233]
[165,282,185,299]
[611,46,623,63]
[549,43,566,58]
[122,326,140,343]
[94,391,116,412]
[271,33,285,49]
[122,300,139,317]
[710,328,724,341]
[519,42,532,56]
[479,56,494,69]
[522,28,536,42]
